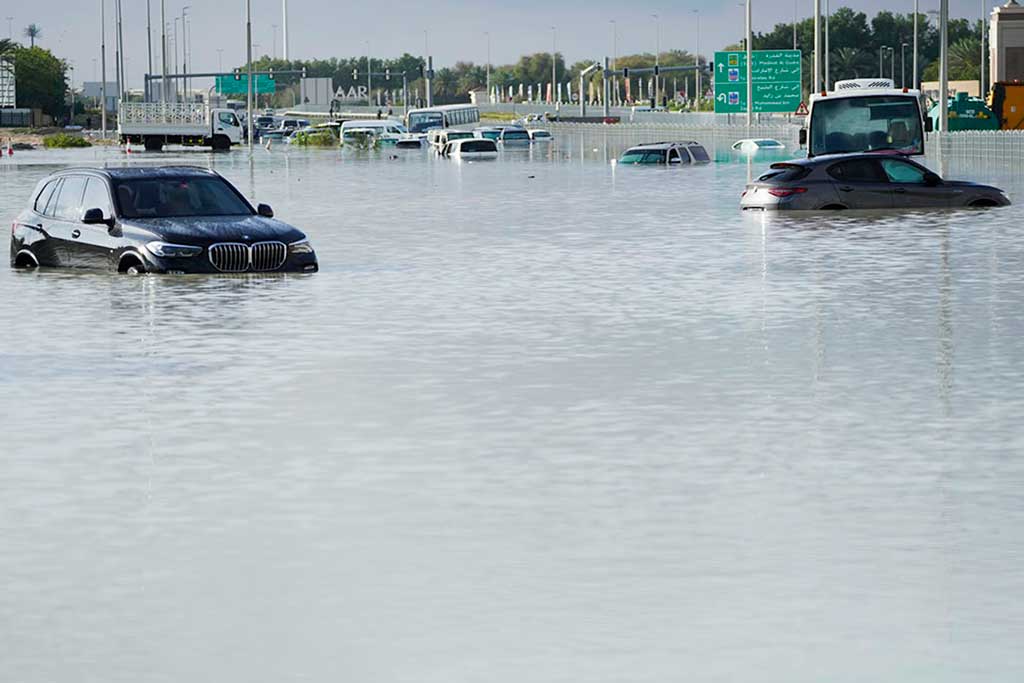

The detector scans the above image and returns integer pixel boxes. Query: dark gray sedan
[741,153,1011,211]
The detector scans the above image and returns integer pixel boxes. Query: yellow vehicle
[988,82,1024,130]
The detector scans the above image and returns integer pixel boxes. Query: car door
[879,158,955,208]
[47,175,90,267]
[826,158,893,209]
[76,177,121,270]
[22,178,64,266]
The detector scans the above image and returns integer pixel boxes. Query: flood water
[1,131,1023,682]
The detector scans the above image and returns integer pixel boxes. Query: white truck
[118,102,244,151]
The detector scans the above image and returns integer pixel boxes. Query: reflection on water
[1,134,1023,683]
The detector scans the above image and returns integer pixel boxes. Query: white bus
[405,104,481,134]
[802,79,931,158]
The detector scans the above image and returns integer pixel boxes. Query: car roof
[50,166,220,181]
[627,141,703,151]
[780,151,915,167]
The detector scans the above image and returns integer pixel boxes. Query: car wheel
[126,263,146,275]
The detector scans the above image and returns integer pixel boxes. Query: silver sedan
[741,153,1011,211]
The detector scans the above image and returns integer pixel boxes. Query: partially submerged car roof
[49,166,220,181]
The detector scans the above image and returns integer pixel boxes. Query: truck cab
[801,79,931,158]
[212,109,244,145]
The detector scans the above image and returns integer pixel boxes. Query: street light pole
[485,31,491,104]
[813,0,821,92]
[694,9,701,112]
[746,0,752,125]
[146,0,153,101]
[100,0,107,138]
[246,0,253,154]
[880,45,886,78]
[282,0,289,61]
[890,47,896,82]
[652,14,660,106]
[901,43,908,88]
[981,0,987,97]
[181,7,190,102]
[939,0,949,132]
[551,26,557,105]
[610,19,617,105]
[824,0,830,90]
[913,0,919,90]
[793,0,797,50]
[160,0,167,102]
[366,43,372,108]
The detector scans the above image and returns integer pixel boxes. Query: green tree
[23,24,41,48]
[0,38,17,57]
[830,46,873,80]
[13,46,66,117]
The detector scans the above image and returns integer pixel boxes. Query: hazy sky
[6,0,991,87]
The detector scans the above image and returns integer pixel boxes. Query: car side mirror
[924,118,934,133]
[924,172,941,187]
[257,203,274,218]
[798,128,808,146]
[82,207,113,227]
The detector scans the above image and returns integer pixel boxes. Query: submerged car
[497,127,532,145]
[11,166,318,274]
[528,129,554,142]
[740,153,1011,211]
[732,138,787,152]
[619,141,711,165]
[439,138,498,159]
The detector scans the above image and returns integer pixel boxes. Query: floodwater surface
[1,131,1023,682]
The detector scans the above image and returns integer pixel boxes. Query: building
[990,0,1024,87]
[80,81,119,113]
[0,56,15,108]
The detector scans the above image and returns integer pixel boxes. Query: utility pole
[901,43,908,88]
[652,14,660,106]
[824,0,830,90]
[181,7,190,102]
[746,0,752,125]
[610,20,618,106]
[485,31,491,104]
[939,0,948,132]
[114,0,121,105]
[173,18,179,100]
[793,0,797,50]
[366,43,372,107]
[160,0,167,102]
[880,45,886,78]
[100,0,107,138]
[146,0,152,101]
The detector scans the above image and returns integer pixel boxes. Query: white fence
[119,102,209,126]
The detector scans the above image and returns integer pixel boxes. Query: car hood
[121,215,305,245]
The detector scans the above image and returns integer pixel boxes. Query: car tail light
[768,187,808,198]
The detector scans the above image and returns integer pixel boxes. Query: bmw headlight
[288,238,314,255]
[146,241,203,258]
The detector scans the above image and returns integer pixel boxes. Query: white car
[340,119,409,144]
[732,138,787,153]
[528,129,553,142]
[440,137,498,160]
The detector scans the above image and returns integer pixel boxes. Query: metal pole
[181,7,189,102]
[694,10,701,112]
[114,0,121,105]
[610,20,617,105]
[100,0,107,138]
[901,43,907,88]
[425,56,433,107]
[146,0,153,101]
[173,18,178,100]
[282,0,289,60]
[824,0,830,90]
[117,0,125,101]
[913,0,919,90]
[653,14,660,106]
[813,0,821,92]
[160,0,167,102]
[403,74,409,115]
[485,32,491,104]
[939,0,948,132]
[603,56,610,118]
[890,47,896,82]
[880,45,885,78]
[366,46,372,108]
[246,0,253,154]
[551,26,556,105]
[980,0,987,97]
[746,0,752,125]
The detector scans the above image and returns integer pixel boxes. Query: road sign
[713,50,801,114]
[216,74,277,95]
[795,101,809,116]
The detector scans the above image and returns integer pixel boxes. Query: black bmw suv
[10,166,318,274]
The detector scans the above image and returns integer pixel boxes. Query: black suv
[10,166,318,274]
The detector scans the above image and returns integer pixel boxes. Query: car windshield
[408,112,444,133]
[621,150,666,164]
[810,95,924,156]
[112,177,253,219]
[503,130,530,140]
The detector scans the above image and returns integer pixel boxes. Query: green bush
[291,129,338,147]
[42,133,92,148]
[341,130,380,150]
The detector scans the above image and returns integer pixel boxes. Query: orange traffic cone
[6,138,13,156]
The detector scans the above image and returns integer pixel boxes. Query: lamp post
[160,0,167,102]
[366,42,372,108]
[181,7,190,102]
[551,26,556,105]
[939,0,948,132]
[246,0,253,155]
[901,42,909,87]
[693,9,701,112]
[145,1,152,101]
[100,0,107,138]
[282,0,289,60]
[746,0,752,125]
[889,46,896,82]
[610,19,618,105]
[813,0,821,92]
[880,45,887,78]
[824,0,830,90]
[793,0,798,50]
[651,13,660,106]
[981,0,987,97]
[173,17,179,99]
[485,31,491,104]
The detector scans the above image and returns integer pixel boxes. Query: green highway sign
[713,50,801,114]
[216,74,277,95]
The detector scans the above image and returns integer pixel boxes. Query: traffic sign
[216,74,277,95]
[713,50,801,114]
[794,101,809,116]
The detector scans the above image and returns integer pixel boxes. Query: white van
[340,119,409,144]
[440,137,498,160]
[427,128,476,150]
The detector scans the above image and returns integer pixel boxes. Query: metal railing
[119,102,209,125]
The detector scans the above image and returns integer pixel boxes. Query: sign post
[713,50,801,115]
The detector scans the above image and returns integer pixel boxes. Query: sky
[5,0,992,88]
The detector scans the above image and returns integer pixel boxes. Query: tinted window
[827,159,888,183]
[502,130,530,140]
[759,165,811,182]
[880,159,929,184]
[218,112,237,126]
[34,180,59,214]
[689,145,710,162]
[462,140,496,153]
[621,150,666,164]
[53,176,87,221]
[112,177,253,218]
[81,178,114,219]
[43,179,63,216]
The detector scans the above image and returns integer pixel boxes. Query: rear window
[462,140,496,153]
[503,130,530,140]
[759,165,811,182]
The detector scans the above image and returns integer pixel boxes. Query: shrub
[42,133,92,148]
[291,129,338,147]
[341,130,380,150]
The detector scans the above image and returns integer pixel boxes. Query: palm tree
[0,38,16,57]
[830,47,872,81]
[949,37,981,81]
[23,24,41,48]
